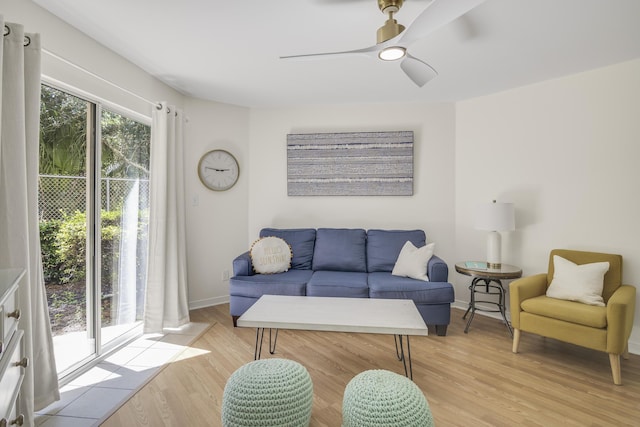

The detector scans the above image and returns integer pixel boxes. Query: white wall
[183,98,250,309]
[247,103,457,264]
[3,0,183,117]
[455,59,640,352]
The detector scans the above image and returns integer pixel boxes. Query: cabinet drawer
[0,330,25,420]
[0,401,24,427]
[0,290,19,356]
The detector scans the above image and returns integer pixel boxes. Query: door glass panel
[99,109,150,347]
[39,85,94,373]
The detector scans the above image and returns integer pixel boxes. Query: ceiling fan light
[378,46,406,61]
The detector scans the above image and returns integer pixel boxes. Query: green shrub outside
[39,209,149,286]
[40,219,65,283]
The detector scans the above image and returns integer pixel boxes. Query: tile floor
[35,322,210,427]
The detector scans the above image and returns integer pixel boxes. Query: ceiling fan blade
[280,44,378,61]
[400,0,485,46]
[400,54,438,87]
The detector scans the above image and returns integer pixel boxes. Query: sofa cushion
[367,229,426,273]
[307,271,369,298]
[312,228,367,272]
[391,241,434,281]
[229,270,312,298]
[260,228,316,270]
[520,295,607,328]
[368,272,454,304]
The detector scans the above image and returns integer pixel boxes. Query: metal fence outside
[39,174,150,221]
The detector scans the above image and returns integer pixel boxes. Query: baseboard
[452,300,506,320]
[452,300,640,355]
[189,295,230,310]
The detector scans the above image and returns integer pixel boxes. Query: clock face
[197,149,240,191]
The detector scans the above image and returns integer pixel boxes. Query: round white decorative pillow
[250,236,292,274]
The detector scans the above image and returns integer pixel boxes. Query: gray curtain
[0,18,60,424]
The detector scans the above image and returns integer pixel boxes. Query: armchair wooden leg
[609,353,622,385]
[512,328,520,353]
[623,344,630,360]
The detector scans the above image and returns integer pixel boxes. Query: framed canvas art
[286,131,413,196]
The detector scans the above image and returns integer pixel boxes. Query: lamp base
[487,262,502,269]
[486,231,502,270]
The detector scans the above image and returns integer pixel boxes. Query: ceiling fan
[281,0,485,87]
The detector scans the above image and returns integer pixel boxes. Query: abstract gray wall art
[287,131,413,196]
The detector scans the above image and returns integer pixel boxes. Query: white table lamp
[475,200,515,269]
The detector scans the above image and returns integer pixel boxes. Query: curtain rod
[5,24,170,114]
[42,48,163,110]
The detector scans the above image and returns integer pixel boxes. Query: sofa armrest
[428,255,448,282]
[606,284,636,354]
[508,273,547,328]
[232,251,253,276]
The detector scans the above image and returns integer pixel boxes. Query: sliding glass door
[39,84,150,378]
[99,109,150,348]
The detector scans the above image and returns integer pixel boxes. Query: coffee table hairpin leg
[394,335,413,380]
[253,328,279,360]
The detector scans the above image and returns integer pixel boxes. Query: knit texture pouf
[342,370,434,427]
[222,358,314,427]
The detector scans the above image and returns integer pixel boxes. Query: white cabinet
[0,269,27,427]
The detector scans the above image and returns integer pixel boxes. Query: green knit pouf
[222,358,314,427]
[342,370,434,427]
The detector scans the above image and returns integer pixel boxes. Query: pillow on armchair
[546,255,610,306]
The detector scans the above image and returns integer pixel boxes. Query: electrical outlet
[222,270,230,281]
[192,194,199,207]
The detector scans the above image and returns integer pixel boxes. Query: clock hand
[205,167,230,172]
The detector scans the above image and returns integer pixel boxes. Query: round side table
[455,262,522,336]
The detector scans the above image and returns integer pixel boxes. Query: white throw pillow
[546,255,610,306]
[250,236,292,274]
[391,241,435,282]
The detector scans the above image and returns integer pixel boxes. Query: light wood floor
[101,304,640,426]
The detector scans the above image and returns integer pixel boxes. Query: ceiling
[34,0,640,108]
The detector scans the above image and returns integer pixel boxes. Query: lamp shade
[475,201,515,232]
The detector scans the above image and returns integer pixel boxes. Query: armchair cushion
[546,255,609,306]
[521,296,607,328]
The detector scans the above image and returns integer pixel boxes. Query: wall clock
[197,149,240,191]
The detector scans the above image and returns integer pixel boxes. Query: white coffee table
[237,295,428,379]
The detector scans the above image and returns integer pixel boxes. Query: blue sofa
[229,228,455,335]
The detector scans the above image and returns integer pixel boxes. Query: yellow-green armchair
[509,249,636,385]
